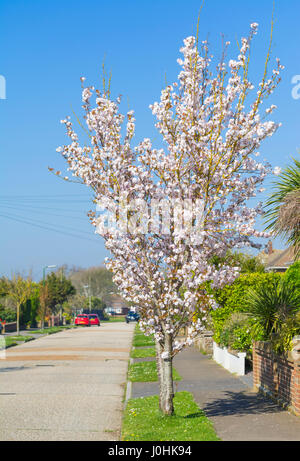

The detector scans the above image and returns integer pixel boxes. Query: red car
[87,314,100,326]
[75,314,90,326]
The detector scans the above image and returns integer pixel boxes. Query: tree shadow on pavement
[202,391,285,418]
[0,366,34,373]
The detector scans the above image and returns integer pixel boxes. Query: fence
[2,322,17,333]
[1,315,62,333]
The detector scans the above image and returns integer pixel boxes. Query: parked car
[126,311,140,323]
[87,314,100,326]
[75,314,90,326]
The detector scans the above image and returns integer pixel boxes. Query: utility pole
[89,275,92,312]
[83,284,92,312]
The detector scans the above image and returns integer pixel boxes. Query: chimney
[267,240,273,255]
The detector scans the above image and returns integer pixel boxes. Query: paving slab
[0,323,135,441]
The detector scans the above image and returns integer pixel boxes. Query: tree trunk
[16,303,20,336]
[155,334,174,416]
[41,308,45,330]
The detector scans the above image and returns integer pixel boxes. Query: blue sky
[1,0,299,280]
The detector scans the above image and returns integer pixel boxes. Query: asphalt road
[0,322,135,441]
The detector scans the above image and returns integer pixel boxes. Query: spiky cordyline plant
[265,158,300,258]
[53,22,283,415]
[245,277,300,353]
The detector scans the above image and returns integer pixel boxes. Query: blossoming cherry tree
[55,23,283,415]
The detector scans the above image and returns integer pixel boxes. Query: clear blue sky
[1,0,299,280]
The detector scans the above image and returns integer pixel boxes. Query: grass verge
[27,325,77,335]
[122,391,220,441]
[4,337,18,348]
[131,347,156,358]
[128,360,181,382]
[4,335,34,348]
[132,328,155,347]
[3,325,78,349]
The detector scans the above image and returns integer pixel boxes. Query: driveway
[0,322,135,441]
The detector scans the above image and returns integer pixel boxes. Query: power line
[0,212,100,244]
[0,198,91,204]
[1,210,95,236]
[0,194,91,198]
[1,204,89,221]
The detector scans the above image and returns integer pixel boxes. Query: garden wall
[213,342,246,376]
[253,341,300,416]
[194,331,214,355]
[2,322,17,333]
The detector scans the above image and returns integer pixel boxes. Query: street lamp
[43,265,57,285]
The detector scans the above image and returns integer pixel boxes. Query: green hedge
[210,272,283,352]
[285,261,300,289]
[0,305,16,323]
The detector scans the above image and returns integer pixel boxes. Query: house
[258,240,296,272]
[104,294,129,316]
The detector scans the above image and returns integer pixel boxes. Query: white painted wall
[213,342,246,376]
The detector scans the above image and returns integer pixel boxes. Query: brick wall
[253,341,300,416]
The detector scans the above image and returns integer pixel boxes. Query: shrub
[285,261,300,289]
[210,272,283,352]
[0,305,16,322]
[218,313,263,353]
[245,277,300,353]
[210,251,266,274]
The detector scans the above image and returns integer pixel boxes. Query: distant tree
[41,272,76,314]
[38,283,49,329]
[0,277,8,298]
[211,251,265,273]
[0,278,8,319]
[64,293,86,316]
[0,305,16,323]
[5,274,33,335]
[21,284,40,328]
[84,296,106,311]
[69,266,117,299]
[82,296,107,319]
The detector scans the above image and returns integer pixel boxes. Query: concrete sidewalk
[131,347,300,441]
[0,322,135,441]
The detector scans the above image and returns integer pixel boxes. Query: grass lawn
[122,391,220,441]
[130,347,156,358]
[102,316,125,322]
[128,360,181,382]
